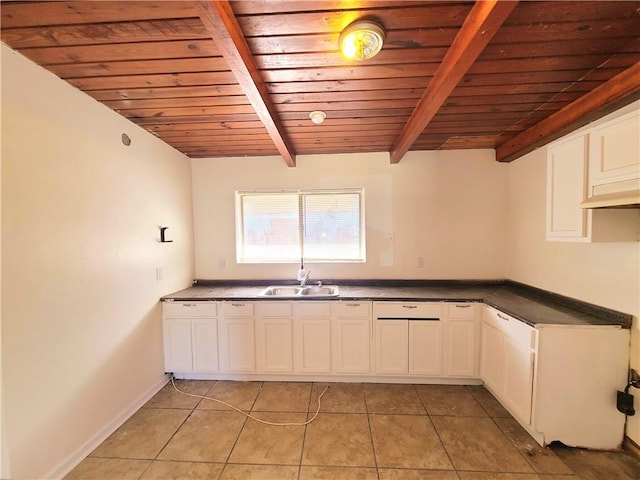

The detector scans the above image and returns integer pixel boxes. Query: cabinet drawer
[163,301,217,318]
[485,307,536,350]
[333,301,371,317]
[257,302,292,317]
[374,302,442,319]
[222,302,255,317]
[293,302,331,317]
[447,303,477,319]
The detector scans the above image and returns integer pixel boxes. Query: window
[236,189,365,263]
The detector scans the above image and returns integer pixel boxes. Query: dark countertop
[161,280,633,329]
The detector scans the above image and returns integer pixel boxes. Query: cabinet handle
[402,305,418,309]
[231,303,245,307]
[497,313,510,322]
[455,304,472,308]
[345,303,361,307]
[182,303,197,307]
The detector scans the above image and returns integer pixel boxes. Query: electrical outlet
[417,257,425,268]
[218,258,226,270]
[155,267,163,281]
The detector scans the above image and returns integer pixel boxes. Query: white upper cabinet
[546,102,640,242]
[588,108,640,187]
[546,134,589,240]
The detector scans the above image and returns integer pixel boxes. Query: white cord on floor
[170,376,329,426]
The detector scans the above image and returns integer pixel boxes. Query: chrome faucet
[300,270,311,287]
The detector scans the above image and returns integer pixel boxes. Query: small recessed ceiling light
[339,20,385,61]
[309,110,326,125]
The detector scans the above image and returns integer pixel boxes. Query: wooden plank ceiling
[2,0,639,166]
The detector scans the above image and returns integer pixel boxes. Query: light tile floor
[65,381,640,480]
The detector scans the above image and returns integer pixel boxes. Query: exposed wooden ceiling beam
[496,61,640,163]
[389,0,519,164]
[195,0,296,167]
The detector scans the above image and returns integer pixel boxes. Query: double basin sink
[259,285,339,297]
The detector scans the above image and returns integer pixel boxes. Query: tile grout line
[363,384,382,480]
[132,378,213,479]
[413,383,460,477]
[296,382,318,480]
[218,380,264,480]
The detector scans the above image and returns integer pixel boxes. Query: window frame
[235,188,366,264]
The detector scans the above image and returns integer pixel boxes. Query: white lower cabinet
[409,320,442,375]
[374,302,444,376]
[480,306,536,426]
[479,317,504,392]
[256,302,293,372]
[503,336,535,424]
[162,301,219,374]
[480,305,629,449]
[219,302,256,372]
[163,317,194,372]
[445,303,480,378]
[191,319,220,372]
[375,320,408,374]
[331,302,371,374]
[293,302,331,373]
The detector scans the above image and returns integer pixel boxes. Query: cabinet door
[503,337,535,425]
[446,319,477,377]
[294,318,331,373]
[191,318,219,372]
[332,318,370,373]
[163,318,193,372]
[480,320,505,394]
[589,109,640,184]
[409,320,442,375]
[256,318,293,372]
[375,320,408,374]
[220,318,255,372]
[546,134,589,240]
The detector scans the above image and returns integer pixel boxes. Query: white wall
[192,150,509,280]
[506,143,640,445]
[1,44,195,479]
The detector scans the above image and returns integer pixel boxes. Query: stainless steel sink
[259,286,302,297]
[259,285,339,297]
[300,285,339,296]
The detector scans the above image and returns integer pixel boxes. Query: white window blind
[236,189,365,263]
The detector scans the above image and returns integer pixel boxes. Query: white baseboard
[172,371,483,385]
[44,374,170,480]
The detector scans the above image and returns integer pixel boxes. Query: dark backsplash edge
[506,280,634,326]
[192,278,508,288]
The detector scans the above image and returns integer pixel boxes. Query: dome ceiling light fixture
[339,19,385,61]
[309,110,326,124]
